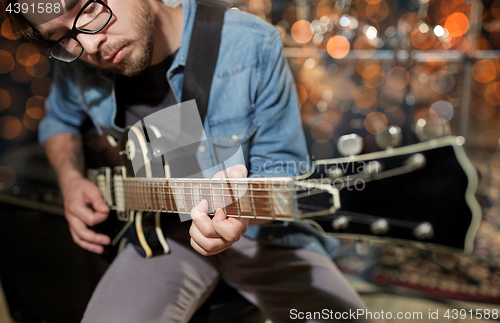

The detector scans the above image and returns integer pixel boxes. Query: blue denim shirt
[39,0,340,259]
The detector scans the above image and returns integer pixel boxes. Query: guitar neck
[91,169,299,221]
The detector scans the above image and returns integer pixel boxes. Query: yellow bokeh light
[23,112,41,131]
[26,95,46,111]
[316,6,333,17]
[0,116,22,140]
[484,82,500,106]
[410,65,430,89]
[1,19,20,40]
[26,107,46,119]
[311,120,334,143]
[16,43,40,67]
[492,0,500,20]
[248,0,272,16]
[0,50,15,74]
[365,0,390,23]
[386,67,410,90]
[327,36,350,59]
[414,108,439,123]
[310,84,333,105]
[364,111,388,134]
[362,64,385,88]
[378,89,402,112]
[445,12,470,38]
[0,88,11,111]
[354,86,377,110]
[26,55,50,78]
[411,29,434,50]
[472,59,497,83]
[291,20,313,44]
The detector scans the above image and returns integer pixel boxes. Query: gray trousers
[82,223,371,323]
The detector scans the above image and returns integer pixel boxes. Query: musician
[2,0,372,321]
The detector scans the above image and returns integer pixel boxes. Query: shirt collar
[167,0,196,79]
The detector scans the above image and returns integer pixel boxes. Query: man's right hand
[61,176,111,254]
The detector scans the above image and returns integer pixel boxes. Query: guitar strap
[181,0,226,125]
[129,1,227,258]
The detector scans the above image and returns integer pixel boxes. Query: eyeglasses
[48,0,112,63]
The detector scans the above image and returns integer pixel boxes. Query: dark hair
[0,0,37,39]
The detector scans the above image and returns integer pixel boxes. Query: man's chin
[98,58,149,77]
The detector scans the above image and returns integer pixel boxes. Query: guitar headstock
[294,136,481,253]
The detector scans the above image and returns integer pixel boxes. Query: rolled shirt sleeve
[38,62,89,145]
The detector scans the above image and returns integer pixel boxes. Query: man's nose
[77,33,106,55]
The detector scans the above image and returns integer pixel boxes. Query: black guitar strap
[181,1,226,125]
[129,1,226,258]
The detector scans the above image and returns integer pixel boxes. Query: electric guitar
[86,128,481,258]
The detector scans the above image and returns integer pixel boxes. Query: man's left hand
[189,164,249,256]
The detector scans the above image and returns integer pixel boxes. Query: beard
[97,0,155,77]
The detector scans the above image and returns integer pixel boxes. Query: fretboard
[112,177,296,221]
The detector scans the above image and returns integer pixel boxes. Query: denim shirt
[39,0,340,259]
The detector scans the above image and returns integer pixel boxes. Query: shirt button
[231,135,239,142]
[198,145,206,153]
[309,242,316,247]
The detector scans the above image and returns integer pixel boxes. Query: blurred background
[1,0,500,321]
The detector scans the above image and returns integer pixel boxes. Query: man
[1,0,372,321]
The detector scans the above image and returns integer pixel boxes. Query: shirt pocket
[208,110,260,169]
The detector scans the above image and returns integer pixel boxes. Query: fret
[209,179,215,214]
[250,179,257,219]
[173,179,178,212]
[144,182,149,210]
[136,181,141,210]
[234,179,241,218]
[168,180,174,212]
[155,181,160,211]
[198,179,203,209]
[220,178,226,214]
[268,180,275,220]
[156,181,164,211]
[190,179,195,211]
[151,182,156,211]
[137,181,141,210]
[156,181,161,211]
[139,181,144,210]
[161,182,168,211]
[148,182,153,210]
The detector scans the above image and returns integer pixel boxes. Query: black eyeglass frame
[48,0,112,63]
